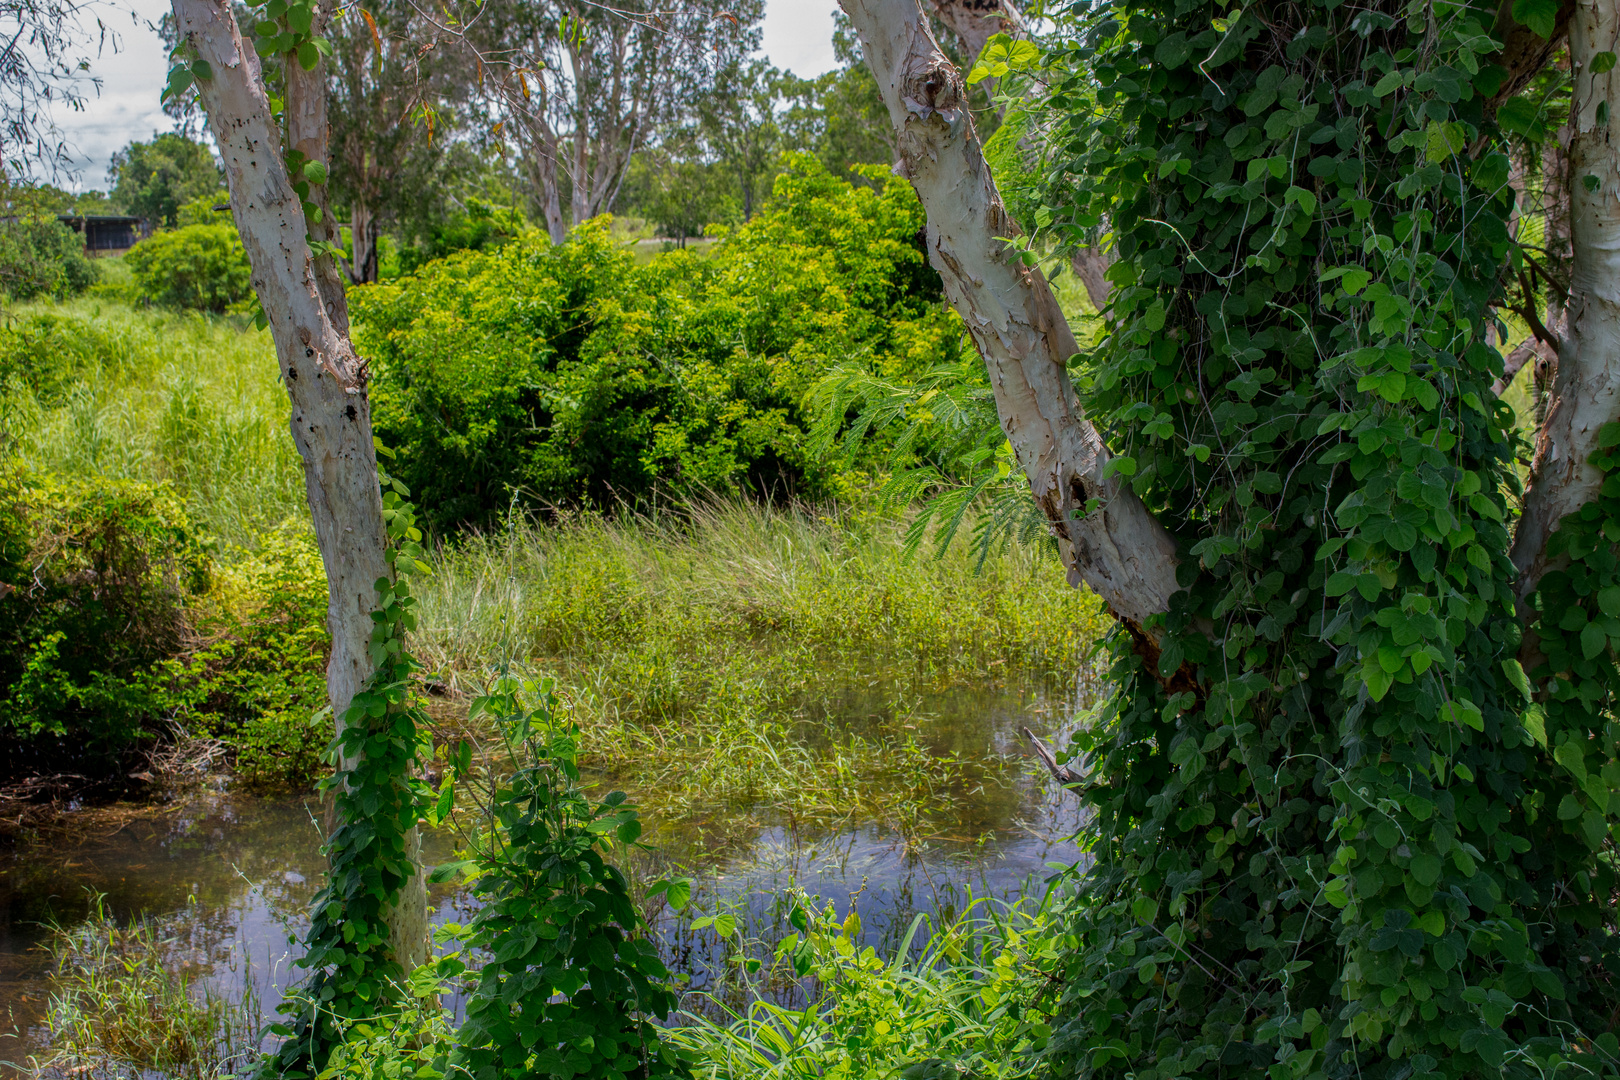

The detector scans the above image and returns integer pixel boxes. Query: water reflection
[0,678,1093,1065]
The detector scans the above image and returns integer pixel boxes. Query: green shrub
[354,155,961,531]
[0,217,99,301]
[0,468,211,771]
[189,527,330,787]
[176,189,233,227]
[395,196,526,275]
[0,467,329,783]
[125,224,252,313]
[448,675,690,1080]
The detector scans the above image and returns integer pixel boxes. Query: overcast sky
[49,0,841,190]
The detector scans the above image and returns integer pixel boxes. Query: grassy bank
[0,299,1103,826]
[417,502,1105,830]
[0,299,302,548]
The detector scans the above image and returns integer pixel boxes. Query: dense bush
[126,224,253,313]
[0,468,329,782]
[354,156,961,530]
[0,218,99,301]
[395,197,526,276]
[0,469,211,772]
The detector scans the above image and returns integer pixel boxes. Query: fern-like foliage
[807,358,1051,567]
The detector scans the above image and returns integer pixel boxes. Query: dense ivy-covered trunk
[847,0,1620,1076]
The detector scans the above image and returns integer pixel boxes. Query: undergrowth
[28,897,260,1080]
[412,501,1106,828]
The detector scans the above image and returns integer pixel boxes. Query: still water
[0,678,1093,1064]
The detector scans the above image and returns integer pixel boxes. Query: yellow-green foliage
[412,500,1105,823]
[353,156,966,530]
[0,300,303,547]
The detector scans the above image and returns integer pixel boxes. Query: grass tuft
[26,897,260,1080]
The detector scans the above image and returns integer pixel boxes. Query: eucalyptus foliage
[987,0,1620,1076]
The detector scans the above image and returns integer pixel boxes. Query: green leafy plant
[0,216,98,301]
[953,0,1620,1076]
[125,224,253,313]
[443,671,690,1080]
[353,155,959,530]
[0,468,211,770]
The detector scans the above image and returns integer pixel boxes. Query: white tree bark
[170,0,429,970]
[839,0,1184,641]
[926,0,1020,72]
[1511,0,1620,605]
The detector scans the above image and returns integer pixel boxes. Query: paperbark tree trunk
[170,0,429,972]
[925,0,1019,72]
[839,0,1183,641]
[1511,0,1620,607]
[349,195,379,284]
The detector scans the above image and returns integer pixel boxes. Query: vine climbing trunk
[838,0,1184,642]
[169,0,429,974]
[1511,0,1620,606]
[850,0,1620,1075]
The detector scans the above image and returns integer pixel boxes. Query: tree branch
[838,0,1185,642]
[1485,0,1575,115]
[1491,334,1556,398]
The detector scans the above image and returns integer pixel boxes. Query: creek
[0,676,1092,1066]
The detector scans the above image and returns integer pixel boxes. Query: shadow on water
[0,675,1096,1065]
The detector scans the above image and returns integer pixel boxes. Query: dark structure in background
[57,214,152,254]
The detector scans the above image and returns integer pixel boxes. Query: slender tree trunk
[1069,247,1112,312]
[528,130,567,245]
[349,194,379,285]
[1511,0,1620,607]
[840,0,1184,644]
[171,0,428,972]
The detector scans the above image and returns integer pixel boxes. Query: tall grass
[24,898,261,1080]
[0,299,303,546]
[415,503,1107,827]
[666,890,1053,1079]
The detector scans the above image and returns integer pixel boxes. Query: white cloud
[757,0,839,78]
[50,0,176,189]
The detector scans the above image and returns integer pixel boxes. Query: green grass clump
[414,500,1105,827]
[668,892,1053,1079]
[0,299,302,547]
[30,899,260,1080]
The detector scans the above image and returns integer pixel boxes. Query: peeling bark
[1511,0,1620,612]
[840,0,1184,637]
[171,0,428,970]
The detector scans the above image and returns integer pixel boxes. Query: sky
[50,0,842,190]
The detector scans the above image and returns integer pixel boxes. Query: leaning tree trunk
[170,0,429,972]
[1510,0,1620,606]
[838,0,1183,644]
